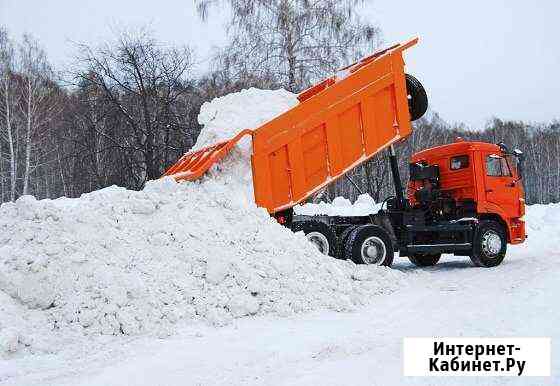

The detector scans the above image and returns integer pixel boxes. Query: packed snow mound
[295,194,383,217]
[0,88,404,357]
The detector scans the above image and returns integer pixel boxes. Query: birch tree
[0,28,17,201]
[197,0,381,92]
[17,34,59,195]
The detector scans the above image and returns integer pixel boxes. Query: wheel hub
[361,236,386,265]
[365,246,378,259]
[482,231,502,256]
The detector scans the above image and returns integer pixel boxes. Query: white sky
[1,0,558,129]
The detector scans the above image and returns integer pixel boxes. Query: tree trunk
[57,142,67,197]
[3,79,16,201]
[23,79,32,195]
[282,4,297,92]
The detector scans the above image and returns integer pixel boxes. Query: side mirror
[517,158,524,180]
[513,149,524,180]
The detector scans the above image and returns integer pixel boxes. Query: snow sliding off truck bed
[165,37,526,269]
[164,38,421,213]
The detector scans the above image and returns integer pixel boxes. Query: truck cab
[375,138,527,268]
[408,139,526,246]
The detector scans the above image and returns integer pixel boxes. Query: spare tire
[406,74,428,121]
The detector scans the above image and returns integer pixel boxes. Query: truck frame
[164,37,526,268]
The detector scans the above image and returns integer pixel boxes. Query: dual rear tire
[295,221,394,266]
[343,225,394,266]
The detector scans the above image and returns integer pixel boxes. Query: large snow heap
[0,88,404,356]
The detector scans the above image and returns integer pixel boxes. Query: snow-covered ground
[2,204,559,385]
[0,88,558,385]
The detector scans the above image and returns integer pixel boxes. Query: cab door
[483,152,522,218]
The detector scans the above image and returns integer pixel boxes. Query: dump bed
[164,38,419,214]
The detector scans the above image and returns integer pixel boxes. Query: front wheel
[344,225,394,266]
[470,220,507,267]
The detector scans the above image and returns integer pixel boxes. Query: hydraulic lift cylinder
[389,145,406,210]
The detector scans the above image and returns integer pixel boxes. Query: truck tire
[337,225,357,259]
[406,74,428,121]
[345,225,394,266]
[408,253,441,267]
[293,220,337,257]
[469,220,507,267]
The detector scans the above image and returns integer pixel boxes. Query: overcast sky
[1,0,558,128]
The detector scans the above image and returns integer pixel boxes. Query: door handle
[485,189,493,193]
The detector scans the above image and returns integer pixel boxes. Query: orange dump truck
[165,38,527,268]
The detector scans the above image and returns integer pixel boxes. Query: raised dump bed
[164,38,421,214]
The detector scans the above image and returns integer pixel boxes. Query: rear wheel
[345,225,394,266]
[470,220,507,267]
[408,253,441,267]
[293,220,337,257]
[337,225,357,259]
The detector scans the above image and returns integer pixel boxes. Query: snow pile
[295,194,383,217]
[521,202,560,252]
[0,88,405,356]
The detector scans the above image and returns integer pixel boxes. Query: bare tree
[73,27,196,186]
[197,0,381,92]
[0,28,17,201]
[17,34,60,195]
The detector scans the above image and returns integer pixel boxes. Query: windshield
[505,154,519,177]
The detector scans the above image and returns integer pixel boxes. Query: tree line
[0,0,558,206]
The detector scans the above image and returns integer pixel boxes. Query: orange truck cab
[408,139,526,246]
[388,139,527,267]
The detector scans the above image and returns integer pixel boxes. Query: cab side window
[450,155,469,170]
[486,155,510,177]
